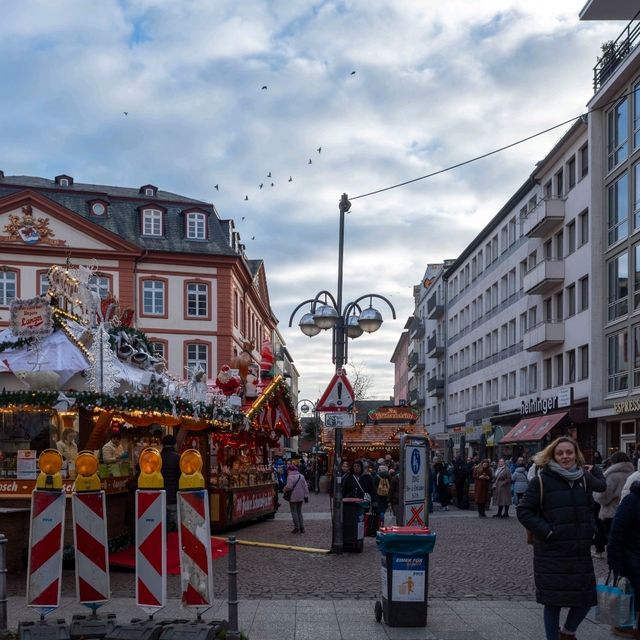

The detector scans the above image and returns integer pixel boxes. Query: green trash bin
[375,526,436,627]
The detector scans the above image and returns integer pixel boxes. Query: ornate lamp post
[289,193,396,554]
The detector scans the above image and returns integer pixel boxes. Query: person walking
[492,458,512,518]
[283,463,309,533]
[160,435,181,531]
[374,464,391,528]
[434,460,452,511]
[473,459,492,518]
[607,480,640,638]
[452,456,470,509]
[517,436,606,640]
[512,458,529,505]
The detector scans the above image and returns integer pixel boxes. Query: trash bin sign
[381,555,426,602]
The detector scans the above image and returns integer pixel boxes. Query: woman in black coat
[517,437,606,640]
[607,480,640,636]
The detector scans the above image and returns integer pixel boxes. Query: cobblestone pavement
[7,491,610,600]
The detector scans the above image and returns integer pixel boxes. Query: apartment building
[390,328,409,405]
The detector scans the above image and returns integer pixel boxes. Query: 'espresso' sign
[614,398,640,415]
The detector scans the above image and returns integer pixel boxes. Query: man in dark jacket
[452,457,470,509]
[161,435,181,531]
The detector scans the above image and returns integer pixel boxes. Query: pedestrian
[607,479,640,638]
[374,464,391,528]
[512,458,529,505]
[433,460,451,511]
[516,436,606,640]
[492,458,513,518]
[452,456,470,509]
[473,459,492,518]
[101,432,125,464]
[160,434,181,531]
[56,428,78,464]
[343,460,371,500]
[594,449,604,466]
[389,467,401,523]
[283,463,309,533]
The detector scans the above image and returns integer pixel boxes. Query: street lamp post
[289,193,396,555]
[297,398,320,492]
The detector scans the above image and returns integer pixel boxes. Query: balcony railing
[427,375,444,397]
[523,259,564,295]
[408,388,425,406]
[409,351,425,371]
[594,11,640,92]
[521,198,565,238]
[523,321,565,352]
[427,333,445,357]
[427,291,444,319]
[409,318,425,339]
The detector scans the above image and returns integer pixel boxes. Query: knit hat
[377,465,388,474]
[287,463,298,472]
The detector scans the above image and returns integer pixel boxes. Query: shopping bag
[595,572,635,628]
[383,505,396,528]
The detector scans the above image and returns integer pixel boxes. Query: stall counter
[209,482,278,530]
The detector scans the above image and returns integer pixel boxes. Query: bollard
[0,534,6,632]
[226,536,240,640]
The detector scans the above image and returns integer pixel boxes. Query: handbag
[525,474,543,545]
[283,476,300,502]
[353,476,371,504]
[596,571,635,628]
[383,505,396,528]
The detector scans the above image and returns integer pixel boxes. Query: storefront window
[608,330,629,393]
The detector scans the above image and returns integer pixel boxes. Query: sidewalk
[4,596,620,639]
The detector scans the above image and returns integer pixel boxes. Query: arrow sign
[316,372,355,412]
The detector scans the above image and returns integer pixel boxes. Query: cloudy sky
[0,1,624,404]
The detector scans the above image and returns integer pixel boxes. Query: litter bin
[342,497,369,552]
[374,525,436,627]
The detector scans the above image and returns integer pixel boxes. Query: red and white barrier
[135,489,166,615]
[72,490,109,604]
[27,490,66,611]
[177,490,213,608]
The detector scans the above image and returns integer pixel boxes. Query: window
[186,282,208,318]
[501,375,508,401]
[142,209,163,236]
[544,181,552,199]
[608,330,629,393]
[91,202,106,216]
[233,291,239,327]
[579,210,589,246]
[635,81,640,149]
[39,272,49,296]
[145,188,154,196]
[555,230,564,259]
[528,306,537,329]
[150,341,166,364]
[567,349,576,383]
[580,144,588,178]
[608,252,629,321]
[508,319,516,346]
[567,220,576,254]
[501,225,508,253]
[635,245,640,310]
[528,195,537,212]
[579,276,589,312]
[508,217,516,245]
[543,297,553,322]
[0,271,17,306]
[544,239,553,260]
[186,343,209,376]
[579,344,589,380]
[608,172,629,246]
[634,327,640,387]
[142,280,165,315]
[543,358,552,389]
[555,169,564,197]
[555,354,564,386]
[567,156,576,190]
[567,284,576,317]
[608,97,629,170]
[59,178,69,187]
[529,364,538,393]
[89,275,110,299]
[509,371,516,398]
[520,368,528,396]
[186,213,207,240]
[555,291,563,321]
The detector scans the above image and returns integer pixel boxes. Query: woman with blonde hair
[517,437,605,640]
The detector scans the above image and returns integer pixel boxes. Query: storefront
[601,397,640,459]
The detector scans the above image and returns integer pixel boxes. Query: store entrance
[620,420,636,457]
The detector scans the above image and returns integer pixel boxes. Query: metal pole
[314,403,320,493]
[226,536,240,640]
[0,534,6,631]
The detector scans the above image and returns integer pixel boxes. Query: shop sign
[368,406,418,423]
[16,450,37,480]
[521,388,573,416]
[10,297,53,339]
[232,487,274,519]
[614,398,640,415]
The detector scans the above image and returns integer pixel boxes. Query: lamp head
[313,304,339,330]
[346,314,364,338]
[358,307,383,333]
[298,312,321,337]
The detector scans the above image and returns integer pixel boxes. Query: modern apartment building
[390,327,409,405]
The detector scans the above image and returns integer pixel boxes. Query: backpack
[377,477,390,496]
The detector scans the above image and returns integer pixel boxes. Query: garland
[0,336,35,353]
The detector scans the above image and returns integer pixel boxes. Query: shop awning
[500,412,568,443]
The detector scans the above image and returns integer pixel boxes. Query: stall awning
[500,412,568,443]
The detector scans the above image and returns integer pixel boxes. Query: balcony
[409,351,425,371]
[427,375,444,397]
[426,333,445,358]
[408,388,425,407]
[427,291,444,319]
[593,12,640,92]
[523,321,565,352]
[409,317,425,339]
[521,198,565,238]
[523,259,564,295]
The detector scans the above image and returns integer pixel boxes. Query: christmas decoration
[86,325,120,395]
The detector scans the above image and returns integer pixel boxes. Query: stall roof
[500,412,567,443]
[322,421,427,450]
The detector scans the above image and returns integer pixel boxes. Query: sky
[0,0,625,405]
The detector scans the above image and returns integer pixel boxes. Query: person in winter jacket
[593,451,635,542]
[512,459,529,505]
[473,460,493,517]
[374,465,391,527]
[607,480,640,638]
[433,461,452,510]
[283,463,309,533]
[492,458,513,517]
[452,456,470,509]
[621,456,640,502]
[517,436,606,640]
[160,435,181,531]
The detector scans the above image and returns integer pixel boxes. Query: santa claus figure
[215,365,241,396]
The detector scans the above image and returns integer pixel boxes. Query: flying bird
[317,147,322,154]
[214,184,219,191]
[244,195,248,201]
[123,112,128,116]
[259,183,263,189]
[308,159,312,164]
[242,216,245,220]
[267,171,272,177]
[270,182,274,187]
[288,176,293,182]
[350,70,356,75]
[251,236,255,240]
[261,85,268,90]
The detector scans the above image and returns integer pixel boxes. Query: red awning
[500,412,568,443]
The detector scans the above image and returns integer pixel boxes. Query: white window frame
[0,271,17,306]
[187,282,208,317]
[142,209,163,236]
[187,212,207,240]
[143,280,165,315]
[187,343,208,376]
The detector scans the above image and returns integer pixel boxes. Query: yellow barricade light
[36,449,63,490]
[138,447,163,489]
[179,449,204,490]
[75,451,101,492]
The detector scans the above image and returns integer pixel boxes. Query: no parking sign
[399,435,429,527]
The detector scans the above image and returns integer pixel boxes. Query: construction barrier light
[138,447,163,489]
[36,449,63,490]
[74,450,101,491]
[179,449,204,490]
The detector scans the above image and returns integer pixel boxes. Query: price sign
[324,413,355,428]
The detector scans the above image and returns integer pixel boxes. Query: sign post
[399,434,430,528]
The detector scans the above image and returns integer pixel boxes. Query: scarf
[547,459,584,481]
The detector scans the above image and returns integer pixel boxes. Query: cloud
[0,0,625,404]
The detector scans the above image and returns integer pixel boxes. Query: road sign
[399,434,429,527]
[316,372,354,412]
[324,412,355,428]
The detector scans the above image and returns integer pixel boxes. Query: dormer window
[186,212,207,240]
[90,200,108,217]
[54,174,74,186]
[145,188,154,196]
[142,208,163,236]
[139,184,158,197]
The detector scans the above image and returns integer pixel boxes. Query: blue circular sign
[411,448,421,475]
